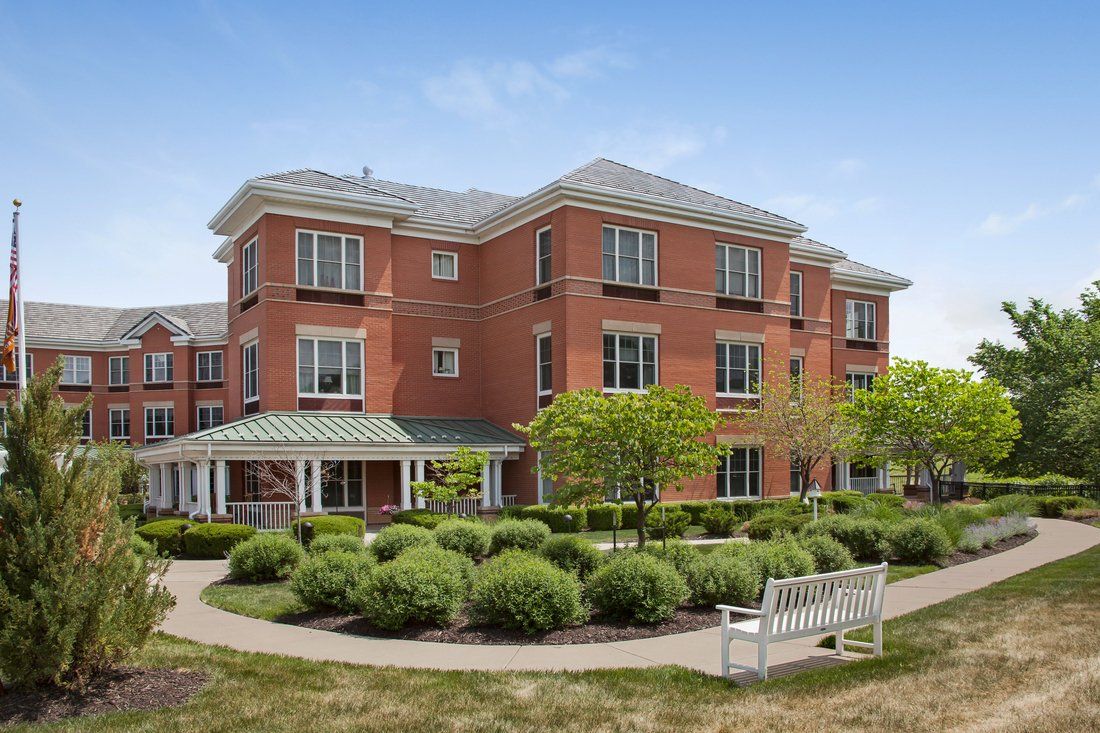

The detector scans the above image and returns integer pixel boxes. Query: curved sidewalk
[160,518,1100,676]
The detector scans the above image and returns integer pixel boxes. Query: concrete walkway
[160,518,1099,678]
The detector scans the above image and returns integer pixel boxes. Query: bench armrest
[716,605,762,616]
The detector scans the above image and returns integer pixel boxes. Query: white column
[295,460,307,513]
[415,460,426,509]
[481,461,491,508]
[197,461,210,519]
[309,459,322,512]
[148,466,159,505]
[215,460,227,515]
[400,459,412,510]
[492,460,503,507]
[159,464,170,509]
[179,461,189,510]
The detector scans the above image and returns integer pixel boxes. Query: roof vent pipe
[362,165,374,179]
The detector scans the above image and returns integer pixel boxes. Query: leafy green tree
[0,360,174,690]
[411,446,488,513]
[969,281,1099,478]
[844,358,1020,502]
[515,385,729,547]
[1053,374,1100,484]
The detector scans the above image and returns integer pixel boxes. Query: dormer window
[297,231,362,291]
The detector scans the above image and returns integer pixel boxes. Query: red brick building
[8,159,910,526]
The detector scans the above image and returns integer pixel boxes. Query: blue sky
[1,1,1097,368]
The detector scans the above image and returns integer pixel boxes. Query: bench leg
[835,630,845,656]
[873,621,883,658]
[721,629,730,679]
[757,640,768,681]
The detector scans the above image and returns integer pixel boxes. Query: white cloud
[549,46,633,78]
[423,60,567,128]
[584,124,724,173]
[977,180,1096,237]
[831,158,866,179]
[762,194,840,221]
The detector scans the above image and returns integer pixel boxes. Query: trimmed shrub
[353,547,471,630]
[183,523,257,558]
[370,523,436,562]
[434,519,492,558]
[719,537,816,591]
[1032,495,1089,518]
[639,538,701,576]
[390,508,451,530]
[489,518,551,554]
[129,534,156,559]
[619,503,640,530]
[586,503,623,531]
[135,518,191,555]
[676,501,712,525]
[865,493,906,509]
[820,490,866,514]
[800,515,891,561]
[290,550,375,612]
[308,533,366,555]
[519,505,588,533]
[586,553,689,623]
[498,505,527,520]
[644,506,691,540]
[744,511,812,541]
[292,515,366,538]
[683,553,759,607]
[540,535,605,579]
[701,506,738,536]
[227,532,304,580]
[754,498,811,517]
[797,535,855,574]
[469,551,587,633]
[888,519,952,563]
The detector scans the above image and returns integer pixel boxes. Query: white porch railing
[424,497,482,516]
[501,495,516,507]
[848,477,880,494]
[227,501,295,531]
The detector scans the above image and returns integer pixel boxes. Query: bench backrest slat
[760,563,887,637]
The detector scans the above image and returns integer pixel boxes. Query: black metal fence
[939,480,1100,503]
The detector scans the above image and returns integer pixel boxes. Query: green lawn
[13,545,1099,732]
[200,582,306,621]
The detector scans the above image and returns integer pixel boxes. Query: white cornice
[831,268,912,294]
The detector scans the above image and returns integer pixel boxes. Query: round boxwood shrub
[489,518,551,554]
[135,518,191,555]
[720,537,816,590]
[183,523,257,558]
[683,553,759,607]
[820,490,866,514]
[353,547,471,630]
[744,511,812,541]
[129,534,157,559]
[540,535,604,579]
[390,508,451,530]
[370,523,437,562]
[586,552,689,623]
[800,515,891,561]
[797,535,855,574]
[469,550,587,633]
[865,492,906,509]
[676,501,712,525]
[290,550,375,612]
[228,532,305,580]
[400,544,476,584]
[308,533,366,555]
[434,519,492,558]
[586,503,623,531]
[639,538,701,576]
[644,506,691,540]
[520,505,588,533]
[701,506,738,536]
[292,515,366,538]
[887,518,952,563]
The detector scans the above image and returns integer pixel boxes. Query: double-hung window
[846,372,875,400]
[536,227,552,285]
[846,300,876,340]
[196,351,223,381]
[603,333,657,391]
[602,225,656,286]
[0,352,32,382]
[108,355,128,385]
[79,409,92,440]
[197,405,223,430]
[321,460,364,509]
[145,407,174,439]
[144,353,173,383]
[298,338,362,396]
[243,341,259,404]
[537,334,552,396]
[242,238,258,296]
[432,348,458,377]
[717,448,762,499]
[790,356,804,396]
[297,231,362,290]
[61,355,91,385]
[431,251,458,280]
[109,408,130,441]
[790,271,803,316]
[715,243,761,298]
[716,342,761,396]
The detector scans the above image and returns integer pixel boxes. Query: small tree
[515,385,728,547]
[732,373,852,501]
[844,358,1020,503]
[116,446,148,497]
[0,360,174,690]
[251,452,338,542]
[410,447,488,513]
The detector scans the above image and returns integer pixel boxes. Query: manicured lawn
[199,582,306,621]
[574,524,710,543]
[13,545,1099,732]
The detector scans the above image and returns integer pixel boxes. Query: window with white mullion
[1,352,33,382]
[321,460,364,509]
[196,351,223,382]
[432,348,458,377]
[715,243,761,298]
[144,353,174,383]
[845,300,876,340]
[790,271,803,316]
[243,342,259,404]
[846,372,875,401]
[197,405,223,430]
[298,337,362,396]
[431,251,458,280]
[602,333,657,391]
[61,355,91,385]
[109,408,130,440]
[537,334,552,395]
[536,227,552,285]
[716,342,761,396]
[108,355,128,385]
[242,238,258,296]
[144,406,174,438]
[297,231,362,291]
[717,448,762,499]
[602,225,656,286]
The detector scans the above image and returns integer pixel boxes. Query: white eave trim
[830,268,913,293]
[790,240,848,266]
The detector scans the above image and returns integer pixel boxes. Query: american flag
[1,202,20,375]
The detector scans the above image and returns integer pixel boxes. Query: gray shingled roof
[791,235,846,256]
[257,169,415,203]
[832,258,911,284]
[339,177,519,226]
[4,301,228,343]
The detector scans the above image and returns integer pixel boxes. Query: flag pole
[12,199,25,397]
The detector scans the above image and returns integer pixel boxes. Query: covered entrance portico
[133,411,526,529]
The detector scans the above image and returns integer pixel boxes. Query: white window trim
[60,355,92,385]
[80,409,92,440]
[144,406,175,439]
[845,299,877,341]
[602,224,659,287]
[716,242,762,299]
[716,341,762,398]
[320,460,365,511]
[196,404,224,431]
[196,351,224,382]
[716,447,763,500]
[431,347,460,378]
[536,333,552,396]
[108,355,128,385]
[108,407,130,441]
[297,337,364,397]
[1,352,33,382]
[144,352,174,383]
[790,270,803,316]
[602,332,659,393]
[430,250,459,281]
[846,371,876,400]
[242,237,258,297]
[243,340,259,404]
[296,229,364,291]
[535,226,552,286]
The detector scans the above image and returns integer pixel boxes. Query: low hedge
[797,535,855,574]
[865,493,906,509]
[291,550,375,612]
[586,552,688,624]
[390,508,451,530]
[675,501,713,525]
[719,537,816,591]
[293,515,366,538]
[644,506,691,539]
[1032,495,1090,518]
[353,547,472,630]
[182,523,257,558]
[701,506,739,536]
[819,490,866,514]
[800,515,891,561]
[489,519,551,554]
[887,518,952,563]
[638,538,701,576]
[308,533,366,555]
[469,551,587,633]
[684,553,759,607]
[370,524,436,562]
[433,519,492,558]
[228,532,304,580]
[540,535,605,579]
[586,503,623,531]
[135,518,192,555]
[743,511,812,540]
[518,505,588,533]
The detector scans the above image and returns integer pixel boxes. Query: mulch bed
[0,667,207,727]
[937,530,1037,568]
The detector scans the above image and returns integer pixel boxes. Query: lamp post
[564,513,573,534]
[611,510,618,552]
[807,480,823,521]
[660,505,667,552]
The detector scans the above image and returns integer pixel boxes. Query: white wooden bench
[718,562,888,681]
